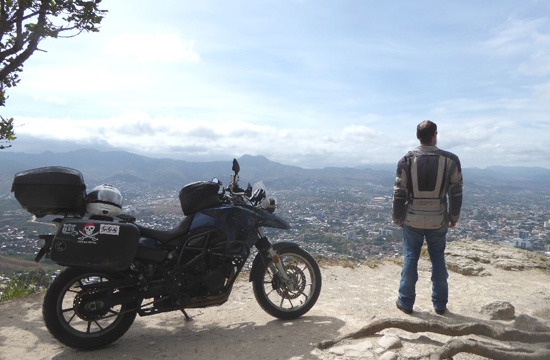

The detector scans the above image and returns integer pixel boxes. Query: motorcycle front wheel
[252,245,321,319]
[42,267,138,349]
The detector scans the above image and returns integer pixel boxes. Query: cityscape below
[1,151,550,292]
[1,177,549,267]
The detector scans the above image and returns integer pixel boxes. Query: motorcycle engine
[173,228,248,297]
[170,250,233,295]
[202,263,231,294]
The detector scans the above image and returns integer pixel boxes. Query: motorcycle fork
[256,229,291,282]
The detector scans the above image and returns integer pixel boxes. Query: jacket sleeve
[392,156,409,223]
[447,156,463,223]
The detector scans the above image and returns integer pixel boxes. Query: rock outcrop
[445,239,550,276]
[317,240,550,359]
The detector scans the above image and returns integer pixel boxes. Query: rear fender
[248,242,300,282]
[35,234,54,262]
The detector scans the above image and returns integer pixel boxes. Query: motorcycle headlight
[261,197,277,213]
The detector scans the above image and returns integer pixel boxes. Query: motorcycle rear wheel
[252,245,321,319]
[42,267,138,349]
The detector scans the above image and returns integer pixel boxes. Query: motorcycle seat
[137,215,194,244]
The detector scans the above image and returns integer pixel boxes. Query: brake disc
[273,264,306,300]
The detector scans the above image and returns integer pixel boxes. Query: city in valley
[1,180,550,285]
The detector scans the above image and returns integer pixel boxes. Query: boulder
[378,334,402,350]
[379,352,398,360]
[480,301,515,320]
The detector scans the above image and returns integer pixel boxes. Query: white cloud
[341,125,382,143]
[46,96,68,105]
[518,51,550,76]
[485,17,550,78]
[431,99,499,115]
[106,33,200,63]
[532,81,550,100]
[11,108,550,169]
[12,113,399,168]
[484,17,545,57]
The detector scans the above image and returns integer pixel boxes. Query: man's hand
[449,221,457,228]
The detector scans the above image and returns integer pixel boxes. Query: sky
[4,0,550,169]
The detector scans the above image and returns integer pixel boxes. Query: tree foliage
[0,0,107,148]
[0,116,14,149]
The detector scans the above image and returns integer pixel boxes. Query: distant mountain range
[1,149,549,193]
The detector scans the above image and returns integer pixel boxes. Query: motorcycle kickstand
[181,309,192,321]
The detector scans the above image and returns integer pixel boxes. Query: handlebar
[220,158,274,212]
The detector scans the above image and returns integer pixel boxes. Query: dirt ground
[1,259,549,360]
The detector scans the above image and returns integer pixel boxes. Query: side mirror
[232,159,240,175]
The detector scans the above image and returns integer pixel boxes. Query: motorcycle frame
[34,202,292,317]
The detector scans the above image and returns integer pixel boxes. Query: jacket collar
[415,145,439,152]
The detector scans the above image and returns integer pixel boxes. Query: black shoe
[396,300,413,314]
[435,308,447,315]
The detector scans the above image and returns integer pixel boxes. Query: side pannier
[11,166,86,218]
[179,181,221,215]
[50,218,140,270]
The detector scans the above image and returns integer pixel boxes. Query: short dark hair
[416,120,437,144]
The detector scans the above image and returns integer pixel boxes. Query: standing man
[392,120,463,315]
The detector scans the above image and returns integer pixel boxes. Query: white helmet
[86,184,123,217]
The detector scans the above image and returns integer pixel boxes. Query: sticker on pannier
[51,218,139,270]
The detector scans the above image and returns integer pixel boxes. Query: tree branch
[318,318,550,349]
[21,9,42,21]
[318,317,550,360]
[431,337,550,360]
[0,0,48,81]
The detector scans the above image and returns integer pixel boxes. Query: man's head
[416,120,437,145]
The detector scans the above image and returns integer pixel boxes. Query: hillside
[2,149,550,194]
[1,240,549,360]
[0,254,57,273]
[0,150,395,193]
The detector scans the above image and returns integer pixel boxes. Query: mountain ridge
[1,149,549,193]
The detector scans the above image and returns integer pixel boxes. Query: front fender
[248,242,301,282]
[255,210,291,230]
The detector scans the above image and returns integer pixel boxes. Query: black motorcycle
[11,159,322,349]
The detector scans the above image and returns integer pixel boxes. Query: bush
[0,279,37,301]
[0,269,51,302]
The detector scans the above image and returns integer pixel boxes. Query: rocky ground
[1,240,549,360]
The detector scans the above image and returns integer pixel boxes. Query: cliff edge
[1,240,549,360]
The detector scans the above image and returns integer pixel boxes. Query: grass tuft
[0,279,38,302]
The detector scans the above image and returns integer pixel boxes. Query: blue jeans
[398,224,448,311]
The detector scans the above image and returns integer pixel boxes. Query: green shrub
[0,279,37,301]
[0,269,51,302]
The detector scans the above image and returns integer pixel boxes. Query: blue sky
[4,0,550,168]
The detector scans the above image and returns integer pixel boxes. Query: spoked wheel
[42,267,138,349]
[252,245,321,319]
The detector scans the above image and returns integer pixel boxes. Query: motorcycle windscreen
[50,218,139,270]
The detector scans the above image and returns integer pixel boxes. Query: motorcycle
[11,159,322,349]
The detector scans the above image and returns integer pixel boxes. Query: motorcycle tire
[252,245,321,320]
[42,267,138,349]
